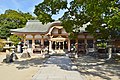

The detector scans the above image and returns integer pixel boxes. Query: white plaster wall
[26,35,33,39]
[35,35,42,39]
[61,28,67,34]
[78,35,85,38]
[52,28,58,34]
[86,35,94,39]
[44,35,49,39]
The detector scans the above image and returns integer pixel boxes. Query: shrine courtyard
[0,52,119,80]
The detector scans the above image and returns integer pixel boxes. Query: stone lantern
[3,38,13,54]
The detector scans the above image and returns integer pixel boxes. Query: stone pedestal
[21,46,31,58]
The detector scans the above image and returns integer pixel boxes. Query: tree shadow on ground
[44,56,73,70]
[13,58,47,70]
[74,56,120,80]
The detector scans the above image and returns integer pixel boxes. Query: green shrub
[9,35,23,46]
[0,39,5,51]
[97,43,107,48]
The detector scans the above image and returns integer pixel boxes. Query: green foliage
[9,35,23,46]
[97,43,107,48]
[34,0,120,40]
[0,39,5,51]
[0,9,34,39]
[34,0,67,24]
[68,32,77,39]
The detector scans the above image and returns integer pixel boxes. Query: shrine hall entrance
[50,36,67,54]
[52,41,68,50]
[52,41,68,54]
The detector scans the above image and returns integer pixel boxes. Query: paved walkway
[32,56,85,80]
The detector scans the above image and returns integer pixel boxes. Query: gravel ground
[0,52,119,80]
[0,52,46,80]
[72,56,120,80]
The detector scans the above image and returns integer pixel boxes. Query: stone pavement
[32,56,85,80]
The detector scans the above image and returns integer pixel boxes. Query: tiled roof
[10,20,61,34]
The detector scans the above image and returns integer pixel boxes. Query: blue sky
[0,0,43,14]
[0,0,65,19]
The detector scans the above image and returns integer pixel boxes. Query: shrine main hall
[11,20,95,54]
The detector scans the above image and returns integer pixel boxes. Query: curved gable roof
[10,20,61,34]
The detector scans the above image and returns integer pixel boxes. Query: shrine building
[10,20,95,54]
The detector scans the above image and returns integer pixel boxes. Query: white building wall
[61,28,67,34]
[78,35,85,38]
[26,35,33,39]
[86,35,94,39]
[52,28,58,34]
[35,35,42,39]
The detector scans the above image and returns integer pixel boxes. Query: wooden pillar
[49,36,52,51]
[76,38,78,49]
[41,35,44,46]
[59,42,60,50]
[63,42,64,49]
[84,34,88,54]
[55,41,57,50]
[49,40,52,51]
[23,34,26,46]
[93,39,96,49]
[68,39,70,51]
[32,35,35,53]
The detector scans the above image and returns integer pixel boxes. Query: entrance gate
[51,36,66,53]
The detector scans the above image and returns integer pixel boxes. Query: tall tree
[34,0,120,39]
[34,0,120,59]
[0,9,34,39]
